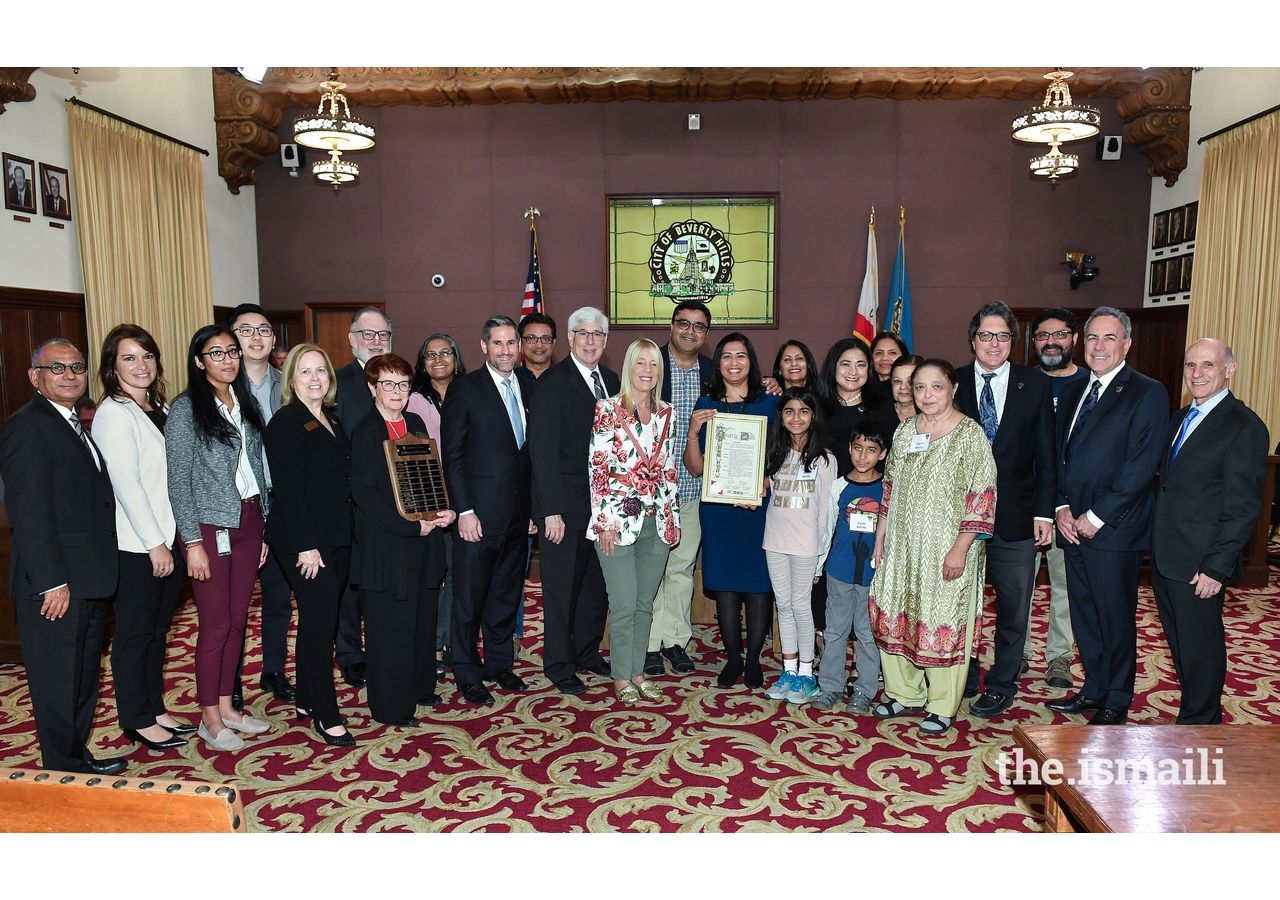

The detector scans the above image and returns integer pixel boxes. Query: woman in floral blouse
[588,339,681,705]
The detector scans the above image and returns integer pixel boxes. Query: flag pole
[521,207,544,320]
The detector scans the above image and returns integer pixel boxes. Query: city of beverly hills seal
[648,219,735,304]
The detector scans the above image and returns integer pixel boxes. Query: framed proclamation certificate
[701,413,767,507]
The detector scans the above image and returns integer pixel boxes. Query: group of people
[0,295,1267,774]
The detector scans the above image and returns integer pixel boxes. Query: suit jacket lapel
[482,367,520,450]
[1071,367,1129,447]
[1171,392,1235,468]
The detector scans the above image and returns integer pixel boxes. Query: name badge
[215,528,232,557]
[908,433,930,453]
[847,510,876,533]
[795,467,817,483]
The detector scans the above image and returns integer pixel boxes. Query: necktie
[501,377,525,446]
[1170,406,1200,459]
[72,415,100,470]
[1070,380,1101,441]
[591,370,606,401]
[978,373,998,444]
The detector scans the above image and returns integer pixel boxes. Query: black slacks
[363,587,438,723]
[982,536,1038,696]
[15,591,108,772]
[1152,570,1226,724]
[281,544,350,725]
[110,549,186,729]
[450,522,526,686]
[539,527,608,682]
[1063,544,1140,710]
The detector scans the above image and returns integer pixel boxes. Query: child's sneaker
[785,674,820,705]
[764,672,796,700]
[847,689,872,714]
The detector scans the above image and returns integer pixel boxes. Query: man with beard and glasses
[1021,308,1088,692]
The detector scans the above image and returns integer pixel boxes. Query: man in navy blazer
[954,302,1056,720]
[528,307,620,694]
[1152,338,1268,724]
[441,315,534,705]
[646,300,715,677]
[1048,307,1168,725]
[0,339,123,774]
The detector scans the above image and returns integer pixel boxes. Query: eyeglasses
[975,331,1014,343]
[573,330,606,341]
[673,319,709,334]
[352,329,393,342]
[34,362,88,375]
[233,324,274,337]
[522,335,554,345]
[200,347,242,361]
[423,349,454,360]
[1033,329,1073,341]
[376,380,411,393]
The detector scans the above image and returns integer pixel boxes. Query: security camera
[430,274,446,288]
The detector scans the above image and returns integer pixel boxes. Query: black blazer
[955,362,1056,541]
[1055,365,1169,551]
[440,366,532,532]
[0,396,118,599]
[660,343,713,404]
[334,359,374,439]
[349,409,444,600]
[263,401,353,553]
[528,357,620,528]
[1153,392,1270,583]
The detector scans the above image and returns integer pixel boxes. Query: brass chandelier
[293,69,376,192]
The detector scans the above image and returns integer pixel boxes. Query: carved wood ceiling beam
[0,68,38,115]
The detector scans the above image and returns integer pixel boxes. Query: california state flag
[854,212,878,344]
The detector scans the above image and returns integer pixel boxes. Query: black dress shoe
[490,669,527,691]
[381,715,419,727]
[661,645,696,675]
[744,658,764,690]
[162,721,198,735]
[461,682,496,706]
[1089,707,1129,725]
[554,675,587,695]
[259,670,296,703]
[1046,691,1104,715]
[417,693,442,707]
[124,727,187,751]
[580,660,612,678]
[231,683,244,712]
[643,651,665,677]
[341,662,367,687]
[970,690,1014,720]
[313,718,357,747]
[83,755,128,775]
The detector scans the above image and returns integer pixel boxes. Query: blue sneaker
[765,672,796,700]
[785,674,820,704]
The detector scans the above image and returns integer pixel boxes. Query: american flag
[521,224,543,317]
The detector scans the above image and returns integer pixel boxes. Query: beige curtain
[1187,110,1280,442]
[68,103,213,398]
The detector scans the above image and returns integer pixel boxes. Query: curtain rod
[67,97,210,157]
[1197,101,1280,145]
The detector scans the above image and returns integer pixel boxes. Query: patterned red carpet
[1,558,1277,832]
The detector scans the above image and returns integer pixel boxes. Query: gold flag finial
[524,206,541,222]
[869,206,875,226]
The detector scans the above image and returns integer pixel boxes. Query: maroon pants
[187,500,265,706]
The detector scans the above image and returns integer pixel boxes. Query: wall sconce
[1063,251,1099,289]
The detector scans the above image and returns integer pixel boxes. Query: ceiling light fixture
[293,69,375,191]
[1011,70,1102,145]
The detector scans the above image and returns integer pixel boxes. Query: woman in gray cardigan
[166,325,272,752]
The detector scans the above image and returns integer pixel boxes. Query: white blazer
[92,395,177,553]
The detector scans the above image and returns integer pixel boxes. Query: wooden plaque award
[384,434,451,520]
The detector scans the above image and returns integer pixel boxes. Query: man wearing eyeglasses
[1021,308,1088,691]
[225,304,296,708]
[516,312,557,389]
[645,300,715,677]
[528,307,619,694]
[0,339,125,774]
[332,306,393,687]
[954,302,1056,721]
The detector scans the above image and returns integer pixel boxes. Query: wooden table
[1012,724,1280,832]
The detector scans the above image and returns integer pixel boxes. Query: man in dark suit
[0,339,124,774]
[529,306,619,695]
[1048,306,1168,725]
[1153,338,1268,724]
[44,174,68,216]
[646,300,715,676]
[954,302,1056,720]
[6,162,34,211]
[442,314,534,705]
[331,306,393,687]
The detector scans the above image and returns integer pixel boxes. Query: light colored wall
[0,67,258,305]
[1145,67,1280,307]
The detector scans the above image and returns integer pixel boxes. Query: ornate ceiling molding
[204,67,1187,193]
[0,68,38,115]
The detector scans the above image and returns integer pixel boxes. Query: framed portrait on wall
[39,163,71,221]
[1151,211,1169,250]
[1164,255,1184,294]
[4,152,37,214]
[1180,254,1194,292]
[1149,259,1166,296]
[1167,207,1185,247]
[1183,201,1198,243]
[607,194,778,328]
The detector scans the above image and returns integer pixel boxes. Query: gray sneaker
[1046,656,1074,689]
[847,690,872,715]
[810,691,842,710]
